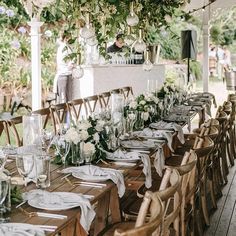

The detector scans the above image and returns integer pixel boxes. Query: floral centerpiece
[124,92,160,130]
[54,116,110,165]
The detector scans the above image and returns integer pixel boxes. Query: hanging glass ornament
[80,13,95,39]
[126,2,139,27]
[134,29,146,53]
[86,36,98,46]
[143,49,153,71]
[125,26,136,47]
[72,54,84,79]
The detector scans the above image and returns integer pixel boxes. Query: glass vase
[134,111,144,130]
[71,143,83,166]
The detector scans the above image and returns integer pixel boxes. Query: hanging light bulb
[134,28,146,53]
[143,49,153,71]
[72,54,84,79]
[126,2,139,27]
[80,13,95,39]
[125,26,136,47]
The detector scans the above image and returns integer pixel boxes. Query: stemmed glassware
[0,150,7,171]
[16,154,34,189]
[54,135,70,168]
[0,177,9,223]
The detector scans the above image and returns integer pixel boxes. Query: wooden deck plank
[204,164,236,236]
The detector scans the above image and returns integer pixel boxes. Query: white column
[202,8,210,92]
[28,18,43,111]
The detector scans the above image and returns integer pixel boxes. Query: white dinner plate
[28,192,85,211]
[72,171,109,182]
[132,131,166,140]
[121,140,156,150]
[106,155,140,163]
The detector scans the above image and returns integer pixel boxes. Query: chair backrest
[50,103,69,134]
[110,88,122,95]
[121,86,134,99]
[99,92,111,108]
[5,116,23,146]
[114,191,163,236]
[83,95,103,116]
[32,107,52,130]
[68,98,86,123]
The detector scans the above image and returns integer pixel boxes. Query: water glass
[0,177,9,223]
[35,155,50,190]
[16,154,34,187]
[23,114,42,146]
[0,150,7,170]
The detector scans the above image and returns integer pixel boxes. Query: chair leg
[201,177,210,226]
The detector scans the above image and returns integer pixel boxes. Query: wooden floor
[204,163,236,236]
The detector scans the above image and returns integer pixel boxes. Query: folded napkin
[107,149,152,188]
[23,189,95,233]
[150,121,185,145]
[63,165,125,198]
[137,128,165,139]
[153,143,165,177]
[0,223,45,236]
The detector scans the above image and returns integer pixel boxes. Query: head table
[3,91,214,236]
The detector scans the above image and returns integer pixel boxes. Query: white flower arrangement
[83,142,96,156]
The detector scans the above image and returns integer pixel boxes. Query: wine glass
[40,129,53,154]
[35,155,50,190]
[0,178,9,223]
[0,150,7,171]
[16,154,34,189]
[54,135,70,168]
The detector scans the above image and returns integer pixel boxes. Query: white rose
[79,130,89,141]
[83,142,96,155]
[93,133,100,143]
[129,100,137,109]
[128,113,136,120]
[78,120,92,130]
[139,100,146,105]
[164,86,169,93]
[153,97,159,104]
[142,112,149,121]
[65,127,79,143]
[95,120,105,132]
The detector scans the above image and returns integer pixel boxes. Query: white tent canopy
[185,0,236,92]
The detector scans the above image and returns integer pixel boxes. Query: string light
[188,0,216,15]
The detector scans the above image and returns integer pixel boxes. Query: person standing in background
[107,34,125,53]
[53,30,74,103]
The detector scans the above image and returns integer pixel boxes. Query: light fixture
[86,36,98,46]
[125,26,136,47]
[143,49,153,71]
[126,2,139,27]
[134,28,146,53]
[80,13,95,39]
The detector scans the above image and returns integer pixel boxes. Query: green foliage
[11,185,23,205]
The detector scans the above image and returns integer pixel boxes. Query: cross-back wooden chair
[99,91,111,108]
[165,150,197,236]
[123,168,181,236]
[67,98,86,123]
[98,191,164,236]
[83,95,103,117]
[0,120,11,146]
[110,88,122,95]
[32,107,52,130]
[5,116,23,146]
[120,86,134,99]
[50,102,70,134]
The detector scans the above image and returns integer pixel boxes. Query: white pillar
[28,18,43,111]
[202,8,210,92]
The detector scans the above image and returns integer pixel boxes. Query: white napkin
[150,121,185,146]
[153,143,165,177]
[0,223,45,236]
[63,165,125,198]
[23,189,95,233]
[138,128,165,139]
[107,149,152,188]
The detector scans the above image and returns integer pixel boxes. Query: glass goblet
[0,178,9,223]
[55,135,70,168]
[16,154,34,189]
[0,150,7,171]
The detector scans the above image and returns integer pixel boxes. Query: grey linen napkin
[63,165,126,197]
[107,149,152,188]
[0,223,45,236]
[153,143,165,177]
[23,189,95,233]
